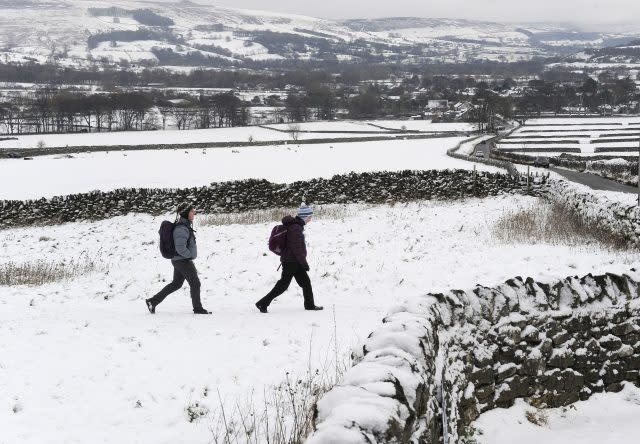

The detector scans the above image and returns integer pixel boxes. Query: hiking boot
[193,307,212,315]
[145,299,155,314]
[305,306,324,311]
[255,302,268,313]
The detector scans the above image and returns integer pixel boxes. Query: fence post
[473,164,476,195]
[527,165,530,193]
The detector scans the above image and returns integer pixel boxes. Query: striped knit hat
[297,204,313,221]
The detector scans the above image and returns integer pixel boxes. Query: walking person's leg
[293,268,321,310]
[146,263,185,312]
[173,260,209,313]
[256,263,296,311]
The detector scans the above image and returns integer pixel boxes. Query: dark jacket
[172,217,197,261]
[281,216,308,267]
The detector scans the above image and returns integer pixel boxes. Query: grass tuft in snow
[199,205,358,226]
[460,424,482,443]
[492,201,630,250]
[0,256,100,286]
[208,365,345,444]
[525,408,549,426]
[208,311,349,443]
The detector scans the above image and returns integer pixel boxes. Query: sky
[206,0,640,25]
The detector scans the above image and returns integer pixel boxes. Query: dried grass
[492,201,630,250]
[207,307,349,443]
[199,205,361,227]
[0,256,100,286]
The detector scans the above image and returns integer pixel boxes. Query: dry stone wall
[308,271,640,444]
[540,179,640,248]
[0,170,537,229]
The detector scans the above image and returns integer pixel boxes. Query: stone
[475,384,495,403]
[520,356,545,376]
[612,311,629,325]
[548,349,575,369]
[624,354,640,370]
[606,382,624,392]
[472,347,494,368]
[522,325,541,344]
[579,387,592,401]
[599,335,623,351]
[470,367,495,386]
[539,338,553,358]
[498,325,522,343]
[612,321,637,337]
[552,331,572,346]
[497,363,518,381]
[603,362,626,384]
[613,344,634,358]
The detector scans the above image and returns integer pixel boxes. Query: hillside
[0,0,638,69]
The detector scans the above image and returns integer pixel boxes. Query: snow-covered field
[262,121,390,133]
[2,196,638,444]
[473,383,640,444]
[0,127,372,150]
[0,137,498,200]
[366,120,475,132]
[0,120,473,150]
[497,117,640,157]
[525,117,640,126]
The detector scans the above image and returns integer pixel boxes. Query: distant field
[0,136,496,200]
[496,117,640,156]
[0,120,473,150]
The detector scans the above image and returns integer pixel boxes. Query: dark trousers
[258,262,315,309]
[149,260,203,310]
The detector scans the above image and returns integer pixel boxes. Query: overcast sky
[207,0,640,25]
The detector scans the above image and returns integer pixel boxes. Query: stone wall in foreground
[308,271,640,444]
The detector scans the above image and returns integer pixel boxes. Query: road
[550,167,639,194]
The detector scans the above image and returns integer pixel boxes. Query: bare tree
[288,123,301,142]
[172,105,198,130]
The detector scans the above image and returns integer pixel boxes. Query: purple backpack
[159,220,177,259]
[268,225,288,256]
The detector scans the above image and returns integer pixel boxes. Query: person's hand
[303,264,310,272]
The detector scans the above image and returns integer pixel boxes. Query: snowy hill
[0,0,638,69]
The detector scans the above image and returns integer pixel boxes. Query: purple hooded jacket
[281,215,308,267]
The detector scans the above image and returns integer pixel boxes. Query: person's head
[177,203,196,222]
[297,204,313,224]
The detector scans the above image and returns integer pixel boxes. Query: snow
[500,118,640,158]
[525,117,640,126]
[366,120,475,132]
[262,120,475,133]
[458,135,494,155]
[263,121,387,132]
[473,383,640,444]
[0,120,468,150]
[0,137,499,200]
[2,196,639,443]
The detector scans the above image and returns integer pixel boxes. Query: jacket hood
[282,215,305,227]
[177,216,191,226]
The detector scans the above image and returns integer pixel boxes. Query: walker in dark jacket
[256,207,323,313]
[146,204,211,315]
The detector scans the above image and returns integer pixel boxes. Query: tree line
[0,91,250,135]
[516,74,638,116]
